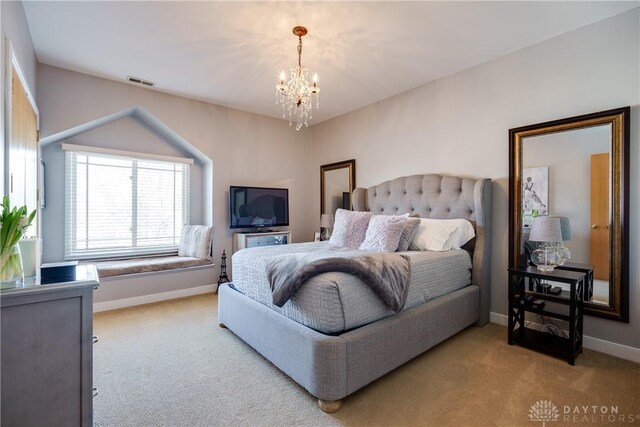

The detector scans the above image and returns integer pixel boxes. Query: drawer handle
[93,387,98,398]
[93,336,99,344]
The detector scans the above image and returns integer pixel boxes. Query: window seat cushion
[95,256,213,278]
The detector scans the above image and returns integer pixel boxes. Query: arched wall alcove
[39,106,213,262]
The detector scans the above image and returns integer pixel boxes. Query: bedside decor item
[320,214,333,241]
[552,216,572,265]
[276,26,320,130]
[217,250,229,290]
[0,196,36,287]
[529,216,562,272]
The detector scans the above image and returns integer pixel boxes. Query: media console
[232,231,291,254]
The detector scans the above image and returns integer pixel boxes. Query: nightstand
[508,266,584,365]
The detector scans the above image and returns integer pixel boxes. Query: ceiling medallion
[275,26,320,130]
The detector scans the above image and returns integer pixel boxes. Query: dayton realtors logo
[529,400,560,427]
[529,400,640,425]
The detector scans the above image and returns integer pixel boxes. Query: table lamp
[551,216,572,265]
[320,214,334,241]
[529,216,562,272]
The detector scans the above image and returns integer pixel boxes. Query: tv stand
[232,230,291,254]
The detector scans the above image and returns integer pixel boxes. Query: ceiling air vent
[127,75,155,87]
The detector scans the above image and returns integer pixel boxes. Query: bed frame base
[218,283,480,408]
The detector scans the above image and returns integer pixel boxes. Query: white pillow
[329,209,372,249]
[178,225,214,258]
[437,219,475,249]
[409,219,459,251]
[409,218,475,251]
[359,215,407,252]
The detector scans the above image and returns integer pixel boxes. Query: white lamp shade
[320,214,334,228]
[529,216,563,243]
[551,216,572,241]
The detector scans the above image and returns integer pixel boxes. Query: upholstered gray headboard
[352,174,492,326]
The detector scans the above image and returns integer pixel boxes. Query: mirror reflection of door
[522,124,611,306]
[589,153,610,284]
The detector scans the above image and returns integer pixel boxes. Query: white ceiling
[23,1,637,125]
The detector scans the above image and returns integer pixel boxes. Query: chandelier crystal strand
[275,26,320,131]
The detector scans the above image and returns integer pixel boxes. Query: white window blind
[64,147,190,260]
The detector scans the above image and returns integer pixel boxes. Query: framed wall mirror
[509,107,630,322]
[320,159,356,220]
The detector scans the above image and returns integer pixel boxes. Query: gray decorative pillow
[178,225,214,258]
[397,217,421,251]
[359,215,407,252]
[329,209,372,249]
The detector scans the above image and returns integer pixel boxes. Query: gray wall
[1,0,38,193]
[38,65,315,282]
[310,9,640,348]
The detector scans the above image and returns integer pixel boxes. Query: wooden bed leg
[318,399,342,413]
[218,322,227,329]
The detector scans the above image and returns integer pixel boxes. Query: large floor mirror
[320,159,356,235]
[509,107,630,322]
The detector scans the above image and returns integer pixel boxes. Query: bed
[218,174,492,412]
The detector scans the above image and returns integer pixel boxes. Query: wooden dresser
[1,265,99,427]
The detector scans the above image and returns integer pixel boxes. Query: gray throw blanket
[265,251,412,312]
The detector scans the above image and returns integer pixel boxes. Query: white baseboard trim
[93,284,218,313]
[490,312,640,363]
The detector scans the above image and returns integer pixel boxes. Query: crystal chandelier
[276,26,320,130]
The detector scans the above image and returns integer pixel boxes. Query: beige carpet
[94,294,640,427]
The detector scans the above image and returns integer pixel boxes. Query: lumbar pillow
[178,225,214,258]
[409,219,459,251]
[359,215,408,252]
[396,217,421,252]
[329,209,372,249]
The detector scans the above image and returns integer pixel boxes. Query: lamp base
[531,245,560,272]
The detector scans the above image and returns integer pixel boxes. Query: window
[64,144,191,259]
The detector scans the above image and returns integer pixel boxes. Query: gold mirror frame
[320,159,356,215]
[509,107,630,322]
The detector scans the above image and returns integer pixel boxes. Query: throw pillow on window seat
[178,225,214,259]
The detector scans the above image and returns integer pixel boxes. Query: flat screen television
[229,186,289,229]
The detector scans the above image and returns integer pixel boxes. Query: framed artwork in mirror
[509,107,630,322]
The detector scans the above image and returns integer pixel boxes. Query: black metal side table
[508,266,585,365]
